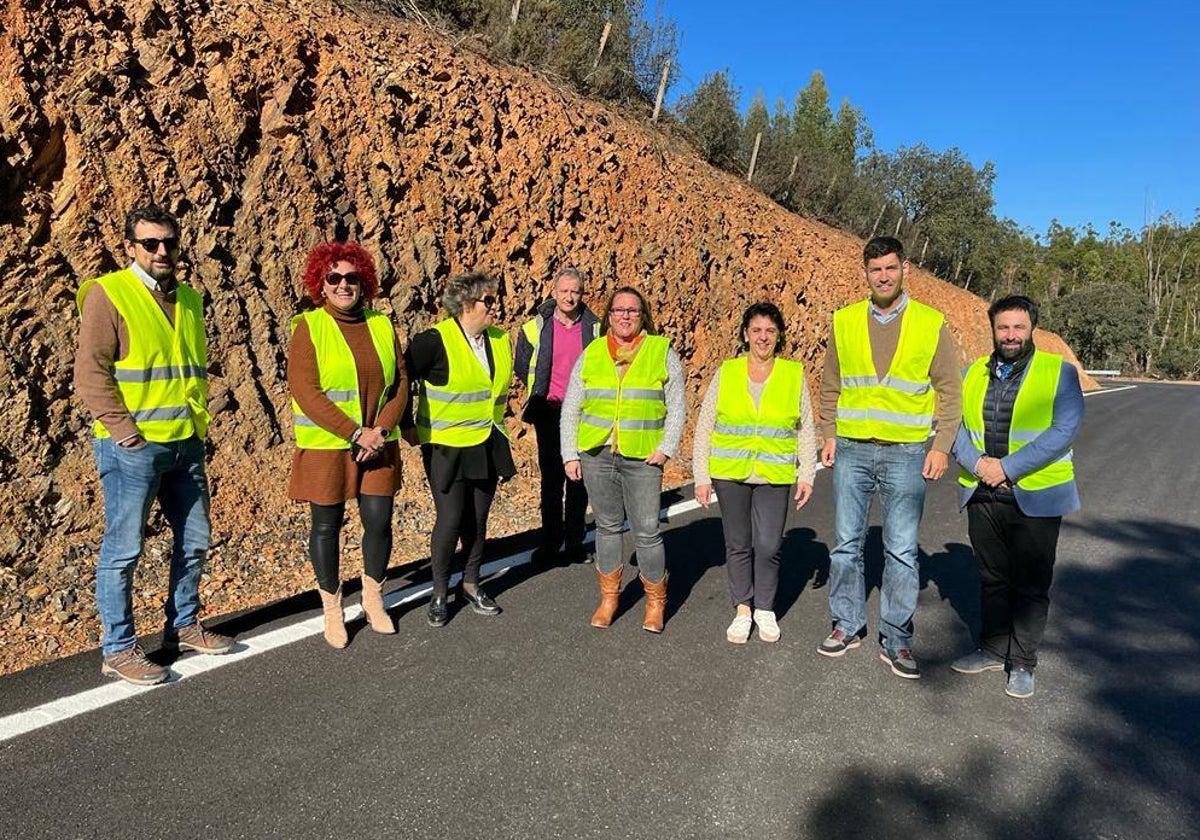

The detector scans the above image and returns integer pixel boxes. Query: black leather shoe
[461,585,501,616]
[427,595,448,627]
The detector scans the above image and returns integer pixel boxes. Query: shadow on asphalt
[775,526,828,620]
[800,516,1200,839]
[919,539,979,636]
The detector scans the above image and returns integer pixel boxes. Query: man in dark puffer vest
[950,295,1084,699]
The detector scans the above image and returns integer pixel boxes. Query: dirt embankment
[0,0,1092,675]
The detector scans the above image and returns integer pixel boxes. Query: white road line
[0,496,706,743]
[1085,385,1137,397]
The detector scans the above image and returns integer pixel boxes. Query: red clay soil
[0,0,1093,676]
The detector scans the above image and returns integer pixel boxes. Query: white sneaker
[753,609,780,643]
[726,613,752,644]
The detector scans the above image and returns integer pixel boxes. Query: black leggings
[430,477,497,597]
[309,495,394,593]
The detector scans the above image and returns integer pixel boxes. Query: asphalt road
[1,381,1197,840]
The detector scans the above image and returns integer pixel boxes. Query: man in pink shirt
[515,267,600,563]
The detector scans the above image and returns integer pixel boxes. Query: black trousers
[531,404,588,552]
[429,476,497,597]
[712,480,791,610]
[967,500,1062,669]
[308,496,393,593]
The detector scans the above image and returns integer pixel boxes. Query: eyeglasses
[131,237,180,253]
[610,307,642,317]
[325,271,363,286]
[475,295,497,309]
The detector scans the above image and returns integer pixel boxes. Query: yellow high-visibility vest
[77,268,209,441]
[834,298,943,442]
[416,319,512,447]
[577,335,669,458]
[709,356,804,484]
[289,307,399,450]
[958,350,1074,492]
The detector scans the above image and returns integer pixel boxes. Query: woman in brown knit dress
[287,243,407,648]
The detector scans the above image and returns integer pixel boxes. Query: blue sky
[655,0,1199,238]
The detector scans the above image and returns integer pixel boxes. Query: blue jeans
[828,438,927,649]
[92,436,211,657]
[579,447,666,582]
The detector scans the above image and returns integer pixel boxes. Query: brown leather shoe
[102,645,168,686]
[360,575,396,634]
[590,565,624,628]
[164,622,234,655]
[641,573,668,633]
[318,587,348,649]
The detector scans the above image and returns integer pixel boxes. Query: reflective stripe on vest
[577,335,669,458]
[289,308,399,450]
[958,350,1074,492]
[708,356,804,484]
[77,269,209,442]
[416,319,513,447]
[834,298,943,442]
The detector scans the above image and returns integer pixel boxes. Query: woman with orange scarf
[560,286,686,632]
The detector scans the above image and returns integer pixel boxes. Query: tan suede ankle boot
[360,575,395,634]
[318,587,348,648]
[590,565,624,628]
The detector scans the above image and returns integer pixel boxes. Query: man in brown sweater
[815,236,962,679]
[74,205,233,686]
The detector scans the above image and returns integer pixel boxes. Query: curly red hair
[301,242,379,304]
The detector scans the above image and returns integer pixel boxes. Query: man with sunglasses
[514,267,600,565]
[74,205,233,686]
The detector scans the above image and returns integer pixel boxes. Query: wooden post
[747,132,762,183]
[510,0,521,25]
[651,60,670,123]
[593,20,612,70]
[870,202,887,238]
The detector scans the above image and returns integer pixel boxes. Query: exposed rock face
[0,0,1089,674]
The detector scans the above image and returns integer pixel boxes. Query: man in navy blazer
[949,295,1084,699]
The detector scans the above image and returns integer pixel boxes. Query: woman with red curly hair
[287,242,407,648]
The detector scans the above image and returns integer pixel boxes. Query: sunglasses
[131,237,180,253]
[475,295,497,309]
[325,271,363,286]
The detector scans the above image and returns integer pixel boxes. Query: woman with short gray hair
[403,271,515,627]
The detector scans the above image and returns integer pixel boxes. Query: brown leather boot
[590,565,624,628]
[360,575,396,635]
[318,587,348,649]
[641,573,668,633]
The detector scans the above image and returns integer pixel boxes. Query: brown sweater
[287,303,408,504]
[819,299,963,453]
[74,268,179,443]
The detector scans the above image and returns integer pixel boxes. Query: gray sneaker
[1006,667,1035,698]
[101,645,168,686]
[817,628,862,657]
[880,645,921,679]
[951,649,1006,675]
